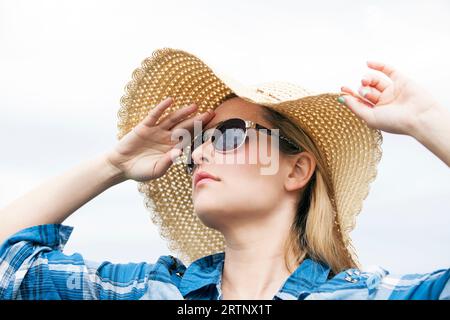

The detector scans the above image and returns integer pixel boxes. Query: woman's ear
[284,152,316,192]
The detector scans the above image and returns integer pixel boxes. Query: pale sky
[1,0,449,275]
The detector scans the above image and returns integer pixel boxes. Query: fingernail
[337,96,346,104]
[359,88,370,97]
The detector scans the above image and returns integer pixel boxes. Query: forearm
[0,152,126,243]
[410,104,450,167]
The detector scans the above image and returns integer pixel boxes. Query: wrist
[98,152,128,186]
[409,102,448,141]
[408,102,450,167]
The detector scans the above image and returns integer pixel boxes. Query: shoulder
[149,254,187,281]
[0,223,187,299]
[361,265,450,300]
[307,265,379,299]
[309,264,450,300]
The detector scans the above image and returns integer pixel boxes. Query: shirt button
[344,276,359,283]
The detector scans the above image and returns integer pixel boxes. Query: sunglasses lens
[186,118,247,174]
[214,119,247,152]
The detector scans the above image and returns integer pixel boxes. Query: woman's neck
[220,230,297,300]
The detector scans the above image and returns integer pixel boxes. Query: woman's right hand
[105,97,215,182]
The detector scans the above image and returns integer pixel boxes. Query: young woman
[0,49,449,300]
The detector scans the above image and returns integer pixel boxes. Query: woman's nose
[191,139,215,168]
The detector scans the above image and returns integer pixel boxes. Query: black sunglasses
[185,118,302,175]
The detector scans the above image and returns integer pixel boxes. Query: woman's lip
[195,178,217,188]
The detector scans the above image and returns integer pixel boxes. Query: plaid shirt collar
[178,251,331,299]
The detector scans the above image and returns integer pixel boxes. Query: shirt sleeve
[364,265,450,300]
[0,224,174,300]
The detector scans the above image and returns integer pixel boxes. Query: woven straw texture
[117,48,383,267]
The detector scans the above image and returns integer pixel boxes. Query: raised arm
[0,97,215,243]
[0,153,124,244]
[337,61,450,167]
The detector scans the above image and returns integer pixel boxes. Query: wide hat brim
[117,48,383,268]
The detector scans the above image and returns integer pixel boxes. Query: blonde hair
[223,92,357,276]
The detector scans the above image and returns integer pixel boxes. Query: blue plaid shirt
[0,224,449,300]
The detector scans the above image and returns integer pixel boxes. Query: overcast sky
[1,0,449,275]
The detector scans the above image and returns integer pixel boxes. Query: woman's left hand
[340,61,450,167]
[338,61,440,136]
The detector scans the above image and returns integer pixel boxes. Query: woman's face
[190,97,313,233]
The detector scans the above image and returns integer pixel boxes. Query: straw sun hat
[116,48,383,268]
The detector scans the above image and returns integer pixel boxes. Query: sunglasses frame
[185,118,302,174]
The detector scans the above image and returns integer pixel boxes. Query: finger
[361,73,391,92]
[153,147,183,179]
[358,86,381,105]
[172,110,215,133]
[158,103,198,130]
[340,86,375,107]
[337,95,376,126]
[366,61,400,81]
[171,111,216,149]
[340,86,358,96]
[140,97,174,127]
